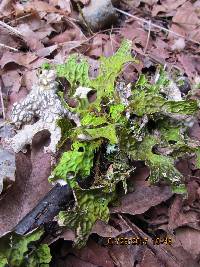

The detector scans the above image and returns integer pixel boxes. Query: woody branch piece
[14,184,73,235]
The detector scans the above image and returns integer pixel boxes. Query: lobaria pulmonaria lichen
[8,69,80,153]
[7,40,200,249]
[47,40,200,247]
[0,228,51,267]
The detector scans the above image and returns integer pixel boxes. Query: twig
[109,26,114,55]
[0,81,6,120]
[144,19,151,54]
[0,43,19,51]
[14,184,73,235]
[0,20,23,38]
[9,14,32,24]
[115,8,200,46]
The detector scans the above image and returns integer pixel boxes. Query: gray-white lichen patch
[8,69,80,154]
[154,71,182,101]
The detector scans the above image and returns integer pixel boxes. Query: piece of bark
[14,184,72,235]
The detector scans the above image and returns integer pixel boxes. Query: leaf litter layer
[1,1,198,266]
[1,38,200,265]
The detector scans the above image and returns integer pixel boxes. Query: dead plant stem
[0,82,6,120]
[144,19,151,54]
[0,43,18,51]
[0,20,23,38]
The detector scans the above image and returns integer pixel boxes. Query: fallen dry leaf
[168,195,200,231]
[140,248,163,267]
[103,35,119,57]
[15,15,55,42]
[0,51,37,69]
[53,41,86,63]
[186,180,199,205]
[73,240,114,267]
[150,38,170,61]
[121,62,140,83]
[170,2,200,42]
[130,165,150,188]
[87,33,119,58]
[91,216,131,238]
[16,23,44,51]
[108,245,140,267]
[152,0,187,17]
[62,255,98,267]
[171,37,186,51]
[0,32,20,58]
[141,203,169,228]
[189,122,200,141]
[61,229,76,241]
[111,186,173,215]
[36,44,58,57]
[28,57,48,70]
[123,216,200,267]
[176,159,191,177]
[87,34,109,58]
[0,135,52,236]
[49,0,71,13]
[178,54,198,79]
[0,0,13,16]
[175,227,200,259]
[121,21,150,53]
[22,70,38,92]
[44,12,63,25]
[23,0,68,15]
[1,69,22,93]
[49,27,85,45]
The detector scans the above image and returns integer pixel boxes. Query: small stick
[0,81,6,120]
[144,19,151,54]
[0,20,23,38]
[115,8,200,46]
[0,43,19,51]
[109,26,114,55]
[14,184,73,235]
[9,14,32,24]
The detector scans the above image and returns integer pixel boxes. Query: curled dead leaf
[0,52,37,69]
[170,2,200,43]
[111,186,173,215]
[175,227,200,259]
